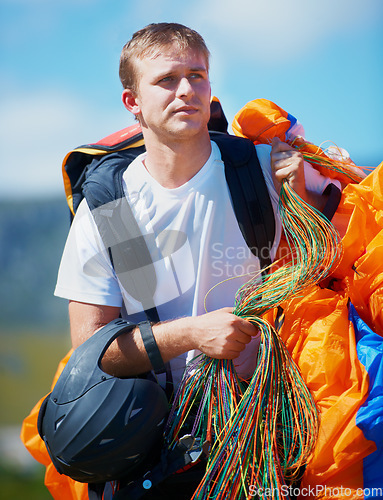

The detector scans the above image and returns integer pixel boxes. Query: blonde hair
[119,23,210,92]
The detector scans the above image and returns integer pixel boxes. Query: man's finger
[271,136,294,153]
[237,317,258,336]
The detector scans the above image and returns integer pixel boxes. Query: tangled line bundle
[164,179,343,500]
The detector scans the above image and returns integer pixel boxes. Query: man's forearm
[69,301,259,378]
[101,316,196,377]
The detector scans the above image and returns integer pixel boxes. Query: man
[54,22,337,497]
[56,22,333,382]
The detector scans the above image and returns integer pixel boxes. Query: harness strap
[87,483,105,500]
[211,133,276,272]
[322,183,342,221]
[88,187,174,399]
[138,321,166,375]
[112,436,205,500]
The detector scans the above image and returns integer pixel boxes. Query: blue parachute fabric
[351,303,383,495]
[286,112,297,129]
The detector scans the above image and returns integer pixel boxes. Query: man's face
[131,45,211,141]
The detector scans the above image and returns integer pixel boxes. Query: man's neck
[142,129,212,189]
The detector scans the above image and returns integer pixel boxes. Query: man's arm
[69,301,258,378]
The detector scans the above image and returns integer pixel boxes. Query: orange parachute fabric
[233,98,366,185]
[234,98,383,497]
[267,288,373,497]
[269,162,383,497]
[20,350,89,500]
[232,98,293,145]
[232,98,382,337]
[332,165,383,337]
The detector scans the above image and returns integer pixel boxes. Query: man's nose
[176,77,195,98]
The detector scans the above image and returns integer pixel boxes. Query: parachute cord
[164,180,343,499]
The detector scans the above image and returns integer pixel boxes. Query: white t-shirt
[55,140,335,386]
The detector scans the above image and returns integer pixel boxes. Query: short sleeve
[54,199,123,307]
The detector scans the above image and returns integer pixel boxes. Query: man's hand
[271,137,306,200]
[191,307,259,359]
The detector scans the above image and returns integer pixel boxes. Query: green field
[0,463,52,500]
[0,330,71,425]
[0,330,71,499]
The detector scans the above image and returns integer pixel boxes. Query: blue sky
[1,0,382,199]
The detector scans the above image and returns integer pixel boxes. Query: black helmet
[37,318,169,484]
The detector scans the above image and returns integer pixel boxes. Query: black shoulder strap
[83,151,159,321]
[211,132,276,271]
[83,151,172,393]
[322,182,342,221]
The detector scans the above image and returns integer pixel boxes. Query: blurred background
[1,0,382,497]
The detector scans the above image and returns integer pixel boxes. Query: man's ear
[122,89,141,116]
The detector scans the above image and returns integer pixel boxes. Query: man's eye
[158,76,173,84]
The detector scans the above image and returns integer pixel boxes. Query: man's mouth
[173,106,198,115]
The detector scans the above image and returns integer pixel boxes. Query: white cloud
[187,0,382,62]
[0,88,133,200]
